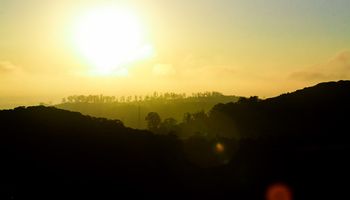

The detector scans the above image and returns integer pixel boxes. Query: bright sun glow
[73,6,153,75]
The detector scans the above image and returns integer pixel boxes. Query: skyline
[1,0,350,107]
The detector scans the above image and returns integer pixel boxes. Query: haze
[1,0,350,108]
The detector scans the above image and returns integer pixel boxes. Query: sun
[73,6,153,75]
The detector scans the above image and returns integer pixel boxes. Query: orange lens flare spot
[266,183,293,200]
[215,143,225,153]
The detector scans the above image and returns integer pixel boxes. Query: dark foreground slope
[0,106,188,199]
[1,81,350,199]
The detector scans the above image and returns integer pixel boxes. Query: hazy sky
[1,0,350,107]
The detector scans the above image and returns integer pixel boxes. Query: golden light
[73,6,154,75]
[266,183,293,200]
[215,142,225,153]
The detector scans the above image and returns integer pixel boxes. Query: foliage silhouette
[145,112,161,132]
[1,81,350,199]
[57,91,239,129]
[172,80,350,140]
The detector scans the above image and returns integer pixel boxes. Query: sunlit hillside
[57,92,239,129]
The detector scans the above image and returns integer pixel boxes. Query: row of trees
[144,96,261,138]
[61,92,231,104]
[145,112,178,133]
[145,110,210,137]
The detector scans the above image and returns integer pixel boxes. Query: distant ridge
[0,81,349,199]
[266,80,350,103]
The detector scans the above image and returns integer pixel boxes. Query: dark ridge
[265,80,350,104]
[209,80,350,139]
[1,81,349,199]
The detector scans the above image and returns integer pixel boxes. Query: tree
[158,118,178,135]
[183,112,192,123]
[145,112,161,131]
[237,96,260,104]
[192,110,207,122]
[162,118,177,127]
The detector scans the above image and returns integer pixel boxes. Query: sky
[0,0,350,107]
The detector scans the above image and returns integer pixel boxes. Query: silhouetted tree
[2,81,350,199]
[162,118,177,126]
[183,112,192,123]
[237,96,260,104]
[145,112,161,131]
[159,118,178,134]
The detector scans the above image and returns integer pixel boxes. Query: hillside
[1,82,350,199]
[56,93,239,129]
[207,80,350,139]
[0,106,188,199]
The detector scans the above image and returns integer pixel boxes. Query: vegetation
[145,112,161,131]
[1,81,349,199]
[57,91,239,129]
[61,92,231,103]
[143,81,350,140]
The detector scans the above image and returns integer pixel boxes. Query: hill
[205,80,350,139]
[56,92,239,129]
[0,106,188,199]
[1,81,350,199]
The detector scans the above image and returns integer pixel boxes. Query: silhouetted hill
[1,82,350,199]
[0,106,188,199]
[209,80,350,140]
[268,80,350,102]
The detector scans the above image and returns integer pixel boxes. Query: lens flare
[215,142,225,153]
[266,183,293,200]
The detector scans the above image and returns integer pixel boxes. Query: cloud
[289,71,329,81]
[0,61,18,73]
[188,65,237,76]
[153,64,176,76]
[328,50,350,65]
[289,50,350,81]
